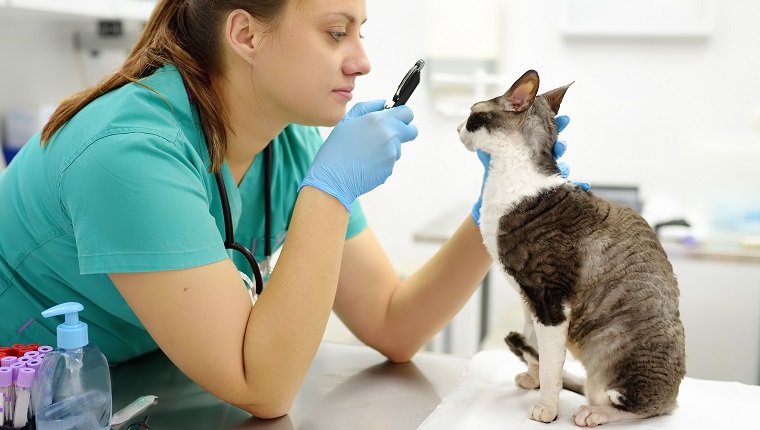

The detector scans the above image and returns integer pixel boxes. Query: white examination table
[419,349,760,429]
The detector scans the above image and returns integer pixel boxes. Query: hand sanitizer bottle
[33,302,112,430]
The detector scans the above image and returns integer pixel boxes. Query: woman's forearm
[380,217,492,361]
[239,187,350,417]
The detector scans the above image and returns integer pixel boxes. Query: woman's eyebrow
[322,12,367,25]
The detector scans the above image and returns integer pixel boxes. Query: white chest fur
[478,141,566,266]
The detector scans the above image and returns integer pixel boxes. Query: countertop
[110,341,470,429]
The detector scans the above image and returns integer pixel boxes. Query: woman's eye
[330,31,348,41]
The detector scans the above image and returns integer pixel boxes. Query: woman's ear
[225,9,261,65]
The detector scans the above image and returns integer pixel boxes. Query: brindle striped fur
[499,184,685,416]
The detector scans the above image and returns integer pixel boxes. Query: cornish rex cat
[459,70,685,427]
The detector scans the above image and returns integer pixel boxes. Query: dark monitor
[589,185,642,213]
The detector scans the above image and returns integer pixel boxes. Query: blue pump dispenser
[33,302,112,430]
[42,302,88,350]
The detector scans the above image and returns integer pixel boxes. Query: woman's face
[251,0,370,126]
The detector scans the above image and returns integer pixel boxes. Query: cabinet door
[673,259,760,385]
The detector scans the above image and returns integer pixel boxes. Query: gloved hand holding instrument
[299,100,418,212]
[300,60,425,212]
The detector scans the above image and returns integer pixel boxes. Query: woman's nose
[345,41,371,76]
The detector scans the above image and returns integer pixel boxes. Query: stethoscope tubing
[213,145,272,296]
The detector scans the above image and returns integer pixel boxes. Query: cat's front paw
[574,405,609,427]
[515,371,539,389]
[573,405,639,427]
[529,402,558,423]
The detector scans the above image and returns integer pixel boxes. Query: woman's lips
[333,87,354,101]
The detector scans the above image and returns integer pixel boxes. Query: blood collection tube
[0,367,12,425]
[0,356,17,367]
[10,345,25,358]
[13,368,34,427]
[9,362,26,383]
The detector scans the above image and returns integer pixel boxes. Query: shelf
[560,0,714,41]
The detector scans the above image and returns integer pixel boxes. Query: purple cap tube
[26,359,43,375]
[15,369,34,389]
[37,346,53,354]
[0,357,17,367]
[9,362,25,381]
[0,368,11,387]
[14,368,34,427]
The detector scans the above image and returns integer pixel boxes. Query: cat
[458,70,686,427]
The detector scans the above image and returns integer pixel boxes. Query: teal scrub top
[0,64,367,363]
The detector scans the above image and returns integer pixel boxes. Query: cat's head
[458,70,572,174]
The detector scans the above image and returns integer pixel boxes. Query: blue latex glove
[471,115,589,226]
[299,100,418,212]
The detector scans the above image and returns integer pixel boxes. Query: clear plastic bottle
[32,302,112,430]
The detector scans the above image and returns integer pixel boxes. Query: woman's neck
[220,71,287,185]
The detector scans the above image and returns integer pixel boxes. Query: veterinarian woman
[0,0,579,418]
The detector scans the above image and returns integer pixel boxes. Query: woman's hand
[299,100,419,212]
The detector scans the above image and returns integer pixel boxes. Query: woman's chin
[292,104,346,127]
[313,110,346,127]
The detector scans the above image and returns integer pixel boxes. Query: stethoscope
[214,144,272,298]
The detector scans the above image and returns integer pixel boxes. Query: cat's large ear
[500,70,539,112]
[541,82,573,115]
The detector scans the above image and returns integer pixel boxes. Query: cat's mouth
[457,120,476,152]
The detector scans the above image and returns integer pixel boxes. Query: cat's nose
[457,121,465,133]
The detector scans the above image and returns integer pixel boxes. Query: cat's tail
[505,331,538,363]
[504,331,585,395]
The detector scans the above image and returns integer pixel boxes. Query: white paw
[515,371,539,389]
[529,402,558,423]
[573,405,609,427]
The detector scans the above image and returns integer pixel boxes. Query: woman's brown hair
[40,0,287,172]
